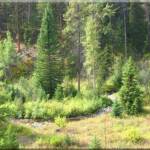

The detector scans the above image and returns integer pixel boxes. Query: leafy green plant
[0,124,19,149]
[100,96,113,108]
[123,127,142,143]
[36,134,74,147]
[62,76,77,98]
[54,116,67,128]
[88,136,101,149]
[7,77,48,102]
[54,84,64,100]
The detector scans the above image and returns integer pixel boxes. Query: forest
[1,1,150,149]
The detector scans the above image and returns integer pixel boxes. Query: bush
[103,77,117,94]
[103,56,123,94]
[62,76,77,98]
[0,84,12,103]
[123,127,142,143]
[88,136,101,149]
[100,96,113,108]
[54,84,64,100]
[54,77,77,100]
[0,124,19,149]
[54,116,67,128]
[2,96,108,120]
[112,100,122,117]
[7,77,48,102]
[36,134,74,147]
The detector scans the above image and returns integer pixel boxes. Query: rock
[55,128,61,132]
[32,122,42,128]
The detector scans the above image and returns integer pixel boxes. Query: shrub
[100,96,113,108]
[50,135,64,146]
[123,127,142,143]
[24,101,48,119]
[50,135,73,147]
[0,84,12,103]
[62,76,77,98]
[54,77,77,100]
[103,77,117,94]
[88,136,101,149]
[4,77,48,102]
[54,84,64,100]
[0,124,19,149]
[103,56,123,94]
[112,100,122,117]
[54,116,67,128]
[3,96,107,120]
[119,57,143,115]
[37,135,74,147]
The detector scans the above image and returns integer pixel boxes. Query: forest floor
[11,106,150,149]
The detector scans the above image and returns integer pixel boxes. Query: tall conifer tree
[35,4,61,97]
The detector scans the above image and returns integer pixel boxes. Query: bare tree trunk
[15,2,20,52]
[27,2,31,24]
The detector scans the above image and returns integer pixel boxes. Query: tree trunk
[123,4,127,59]
[77,3,81,93]
[16,2,20,52]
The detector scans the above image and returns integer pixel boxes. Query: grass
[10,106,150,149]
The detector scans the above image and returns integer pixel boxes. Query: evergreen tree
[63,1,87,92]
[35,4,61,97]
[119,57,143,115]
[0,31,17,81]
[83,3,114,94]
[83,16,99,90]
[128,3,147,57]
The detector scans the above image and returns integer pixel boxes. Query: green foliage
[54,116,67,128]
[54,84,64,100]
[83,5,114,95]
[119,57,143,115]
[123,126,142,143]
[128,3,147,56]
[88,136,101,149]
[0,31,16,66]
[97,46,113,95]
[83,16,99,91]
[112,100,122,117]
[62,77,77,98]
[0,124,19,149]
[54,77,77,100]
[36,134,74,147]
[2,96,108,120]
[0,31,17,81]
[0,82,12,103]
[100,96,113,108]
[139,59,150,104]
[7,77,48,102]
[35,4,62,97]
[103,56,123,93]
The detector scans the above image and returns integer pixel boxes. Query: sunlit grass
[10,106,150,148]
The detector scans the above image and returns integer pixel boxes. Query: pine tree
[128,3,147,57]
[0,31,17,81]
[35,4,61,97]
[63,1,86,92]
[119,57,143,115]
[0,31,16,67]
